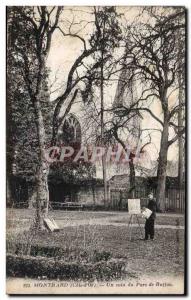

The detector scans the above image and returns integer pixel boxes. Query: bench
[50,202,84,210]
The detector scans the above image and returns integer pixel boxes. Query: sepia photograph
[6,5,186,295]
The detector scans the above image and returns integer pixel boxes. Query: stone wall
[76,186,105,206]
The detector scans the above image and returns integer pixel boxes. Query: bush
[7,254,125,280]
[7,240,112,262]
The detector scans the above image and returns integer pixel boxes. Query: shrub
[7,239,112,262]
[6,254,125,280]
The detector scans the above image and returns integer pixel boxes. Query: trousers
[145,218,155,239]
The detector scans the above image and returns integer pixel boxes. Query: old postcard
[6,6,186,295]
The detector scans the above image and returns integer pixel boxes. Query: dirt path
[56,218,184,229]
[54,213,184,229]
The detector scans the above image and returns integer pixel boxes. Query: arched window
[60,114,81,144]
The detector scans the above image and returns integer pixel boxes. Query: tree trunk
[178,99,184,187]
[100,20,107,206]
[28,187,36,209]
[7,176,13,207]
[102,155,107,206]
[129,153,135,198]
[33,96,49,229]
[35,162,49,228]
[156,117,169,212]
[178,72,184,187]
[177,20,185,188]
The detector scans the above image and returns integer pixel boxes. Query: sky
[46,6,181,163]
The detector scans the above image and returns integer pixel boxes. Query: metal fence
[110,188,185,213]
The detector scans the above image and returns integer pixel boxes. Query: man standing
[145,193,157,240]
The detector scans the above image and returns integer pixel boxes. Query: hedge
[7,254,125,280]
[7,241,113,262]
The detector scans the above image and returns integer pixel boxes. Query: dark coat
[147,199,157,219]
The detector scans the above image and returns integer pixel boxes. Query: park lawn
[6,209,185,237]
[7,208,185,224]
[7,208,118,221]
[6,209,185,279]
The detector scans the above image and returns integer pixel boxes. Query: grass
[6,209,185,279]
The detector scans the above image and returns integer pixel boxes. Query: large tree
[7,6,110,226]
[78,7,122,205]
[122,7,185,210]
[7,7,63,227]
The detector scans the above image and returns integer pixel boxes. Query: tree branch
[168,127,185,147]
